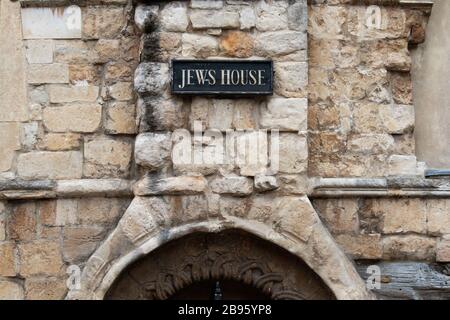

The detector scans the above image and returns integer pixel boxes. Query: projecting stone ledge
[133,175,207,196]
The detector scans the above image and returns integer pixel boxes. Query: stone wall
[0,0,138,181]
[308,0,429,177]
[1,0,449,300]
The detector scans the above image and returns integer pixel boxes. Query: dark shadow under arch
[105,229,335,300]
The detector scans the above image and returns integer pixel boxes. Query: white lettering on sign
[21,5,82,39]
[178,68,266,89]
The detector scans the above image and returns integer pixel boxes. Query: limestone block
[28,64,69,84]
[388,155,418,176]
[234,131,269,176]
[21,6,82,39]
[63,226,107,263]
[134,63,169,95]
[347,134,394,154]
[54,40,100,64]
[210,175,253,196]
[109,82,134,101]
[77,198,129,225]
[426,199,450,236]
[9,203,36,241]
[135,4,159,32]
[0,280,24,300]
[83,137,132,178]
[39,133,81,151]
[380,104,415,134]
[25,40,53,64]
[182,34,219,58]
[274,62,308,98]
[255,0,288,31]
[190,10,239,29]
[254,174,278,192]
[278,133,308,174]
[0,242,16,277]
[287,0,307,31]
[54,199,78,226]
[437,239,450,263]
[309,5,347,40]
[43,103,102,132]
[25,279,67,300]
[135,133,172,171]
[336,234,383,260]
[0,122,21,172]
[48,85,99,103]
[240,7,256,30]
[232,99,258,130]
[0,0,28,121]
[18,240,64,277]
[140,96,187,131]
[161,2,189,32]
[105,102,136,134]
[382,235,436,260]
[82,7,126,39]
[17,151,83,180]
[134,175,207,196]
[260,97,307,131]
[191,0,223,9]
[314,199,360,234]
[220,31,254,58]
[370,198,427,234]
[255,31,306,57]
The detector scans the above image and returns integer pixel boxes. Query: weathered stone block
[39,133,81,151]
[240,7,256,30]
[135,4,159,32]
[105,102,136,134]
[190,10,239,29]
[161,2,189,32]
[19,240,64,277]
[388,155,418,176]
[255,0,288,31]
[287,0,307,31]
[254,174,278,192]
[0,280,23,300]
[134,63,169,95]
[48,85,99,103]
[0,122,21,172]
[314,199,360,234]
[191,0,223,9]
[83,137,132,178]
[426,199,450,236]
[63,226,106,263]
[28,64,69,84]
[25,279,67,300]
[336,234,382,260]
[54,40,99,64]
[78,198,129,225]
[83,7,126,39]
[182,33,219,58]
[309,5,347,40]
[255,31,306,56]
[210,176,253,196]
[135,133,172,171]
[43,103,102,133]
[380,104,414,134]
[348,134,394,154]
[260,97,307,131]
[437,239,450,263]
[109,82,134,101]
[382,235,436,260]
[134,175,207,196]
[278,133,308,174]
[25,39,53,64]
[274,62,307,98]
[17,151,83,180]
[140,96,187,131]
[0,242,16,277]
[9,203,36,241]
[220,31,254,58]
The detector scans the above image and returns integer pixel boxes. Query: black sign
[171,59,273,96]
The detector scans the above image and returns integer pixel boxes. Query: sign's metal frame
[170,59,274,96]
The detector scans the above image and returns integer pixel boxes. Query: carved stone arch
[66,195,374,300]
[105,230,335,300]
